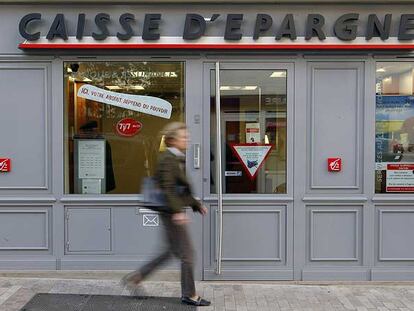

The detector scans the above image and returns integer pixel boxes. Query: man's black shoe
[181,296,211,306]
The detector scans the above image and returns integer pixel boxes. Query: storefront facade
[1,1,414,280]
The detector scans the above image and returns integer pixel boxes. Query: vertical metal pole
[215,62,223,275]
[258,86,262,140]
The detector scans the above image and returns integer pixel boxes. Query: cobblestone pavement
[0,277,413,311]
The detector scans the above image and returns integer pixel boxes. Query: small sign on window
[225,171,242,177]
[116,118,142,137]
[386,164,414,192]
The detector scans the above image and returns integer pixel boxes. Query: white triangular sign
[231,144,273,179]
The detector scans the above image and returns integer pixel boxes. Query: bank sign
[18,12,414,49]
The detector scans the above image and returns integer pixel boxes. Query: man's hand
[199,206,208,216]
[172,212,190,225]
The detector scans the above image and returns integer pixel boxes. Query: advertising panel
[230,144,273,179]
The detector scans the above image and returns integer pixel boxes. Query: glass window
[376,62,414,193]
[210,69,287,194]
[64,62,185,194]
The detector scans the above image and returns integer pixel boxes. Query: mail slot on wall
[142,214,159,227]
[138,208,160,227]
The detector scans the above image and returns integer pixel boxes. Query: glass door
[210,68,288,195]
[203,62,294,280]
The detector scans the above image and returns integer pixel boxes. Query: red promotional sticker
[116,118,142,137]
[0,158,11,172]
[328,158,342,172]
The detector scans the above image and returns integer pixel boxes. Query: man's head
[162,122,189,152]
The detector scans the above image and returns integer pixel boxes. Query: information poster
[386,164,414,192]
[376,95,414,164]
[246,123,260,143]
[78,140,105,179]
[230,144,273,179]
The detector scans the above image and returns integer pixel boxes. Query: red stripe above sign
[18,43,414,50]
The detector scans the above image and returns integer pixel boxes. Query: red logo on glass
[116,118,142,137]
[328,158,342,172]
[0,158,11,172]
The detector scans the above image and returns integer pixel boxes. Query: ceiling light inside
[220,86,241,91]
[220,86,258,91]
[106,85,122,90]
[129,85,145,90]
[270,71,287,78]
[376,68,386,73]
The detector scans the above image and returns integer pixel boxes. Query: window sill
[372,196,414,203]
[60,195,144,204]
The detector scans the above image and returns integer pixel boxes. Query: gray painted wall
[0,3,413,280]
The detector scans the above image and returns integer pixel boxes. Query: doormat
[20,293,196,311]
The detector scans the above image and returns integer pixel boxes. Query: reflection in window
[210,69,287,194]
[64,62,185,194]
[376,62,414,193]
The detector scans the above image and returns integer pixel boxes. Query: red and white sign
[116,118,142,137]
[0,158,11,172]
[386,164,414,192]
[246,123,260,143]
[328,158,342,172]
[230,144,273,180]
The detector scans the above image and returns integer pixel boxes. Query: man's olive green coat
[155,149,201,214]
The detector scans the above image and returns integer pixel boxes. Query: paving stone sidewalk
[0,277,413,311]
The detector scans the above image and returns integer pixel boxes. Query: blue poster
[376,95,414,121]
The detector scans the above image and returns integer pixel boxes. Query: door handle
[215,61,223,275]
[193,143,201,169]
